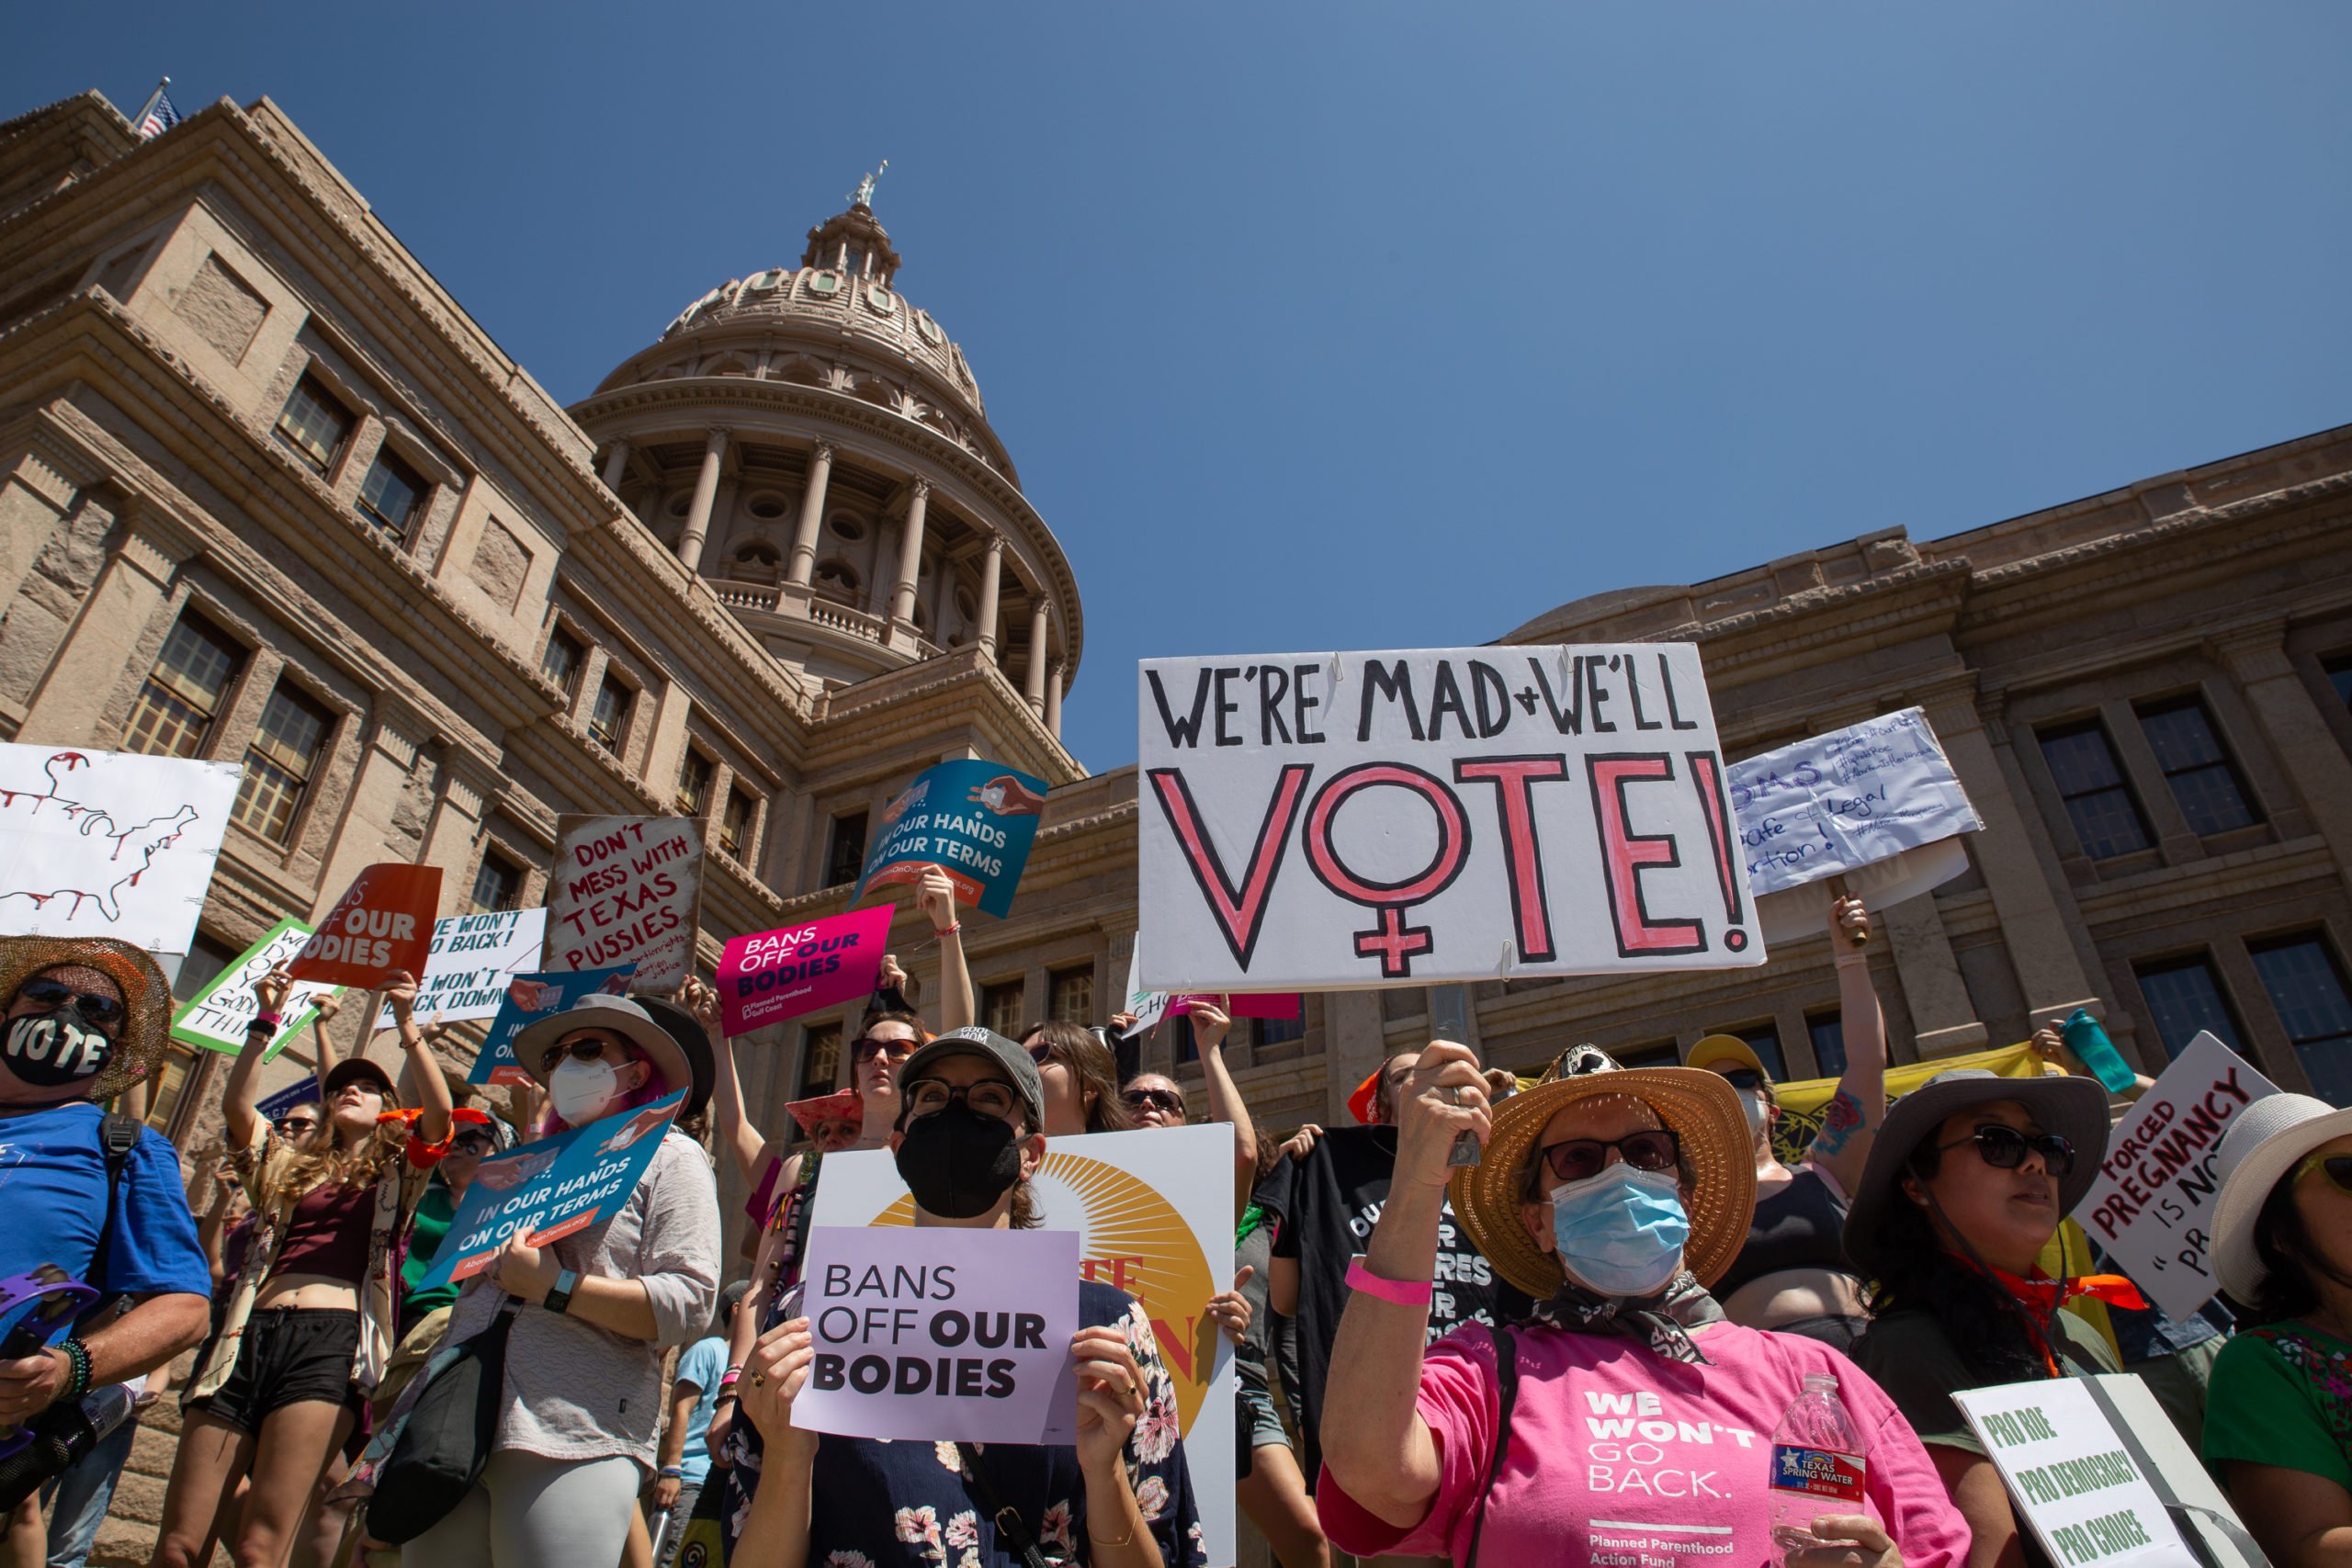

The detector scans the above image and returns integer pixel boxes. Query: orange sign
[288,863,442,987]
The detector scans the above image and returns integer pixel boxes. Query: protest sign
[717,907,891,1036]
[1953,1378,2197,1568]
[793,1225,1080,1445]
[1730,708,1984,941]
[1137,645,1766,991]
[2074,1032,2278,1318]
[467,964,638,1086]
[0,744,243,953]
[850,760,1050,919]
[170,918,340,1061]
[287,864,441,987]
[374,908,547,1029]
[812,1124,1236,1562]
[547,816,703,993]
[256,1076,321,1121]
[1118,948,1298,1038]
[412,1089,685,1293]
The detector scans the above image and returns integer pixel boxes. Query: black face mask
[4,1009,114,1090]
[893,1100,1024,1220]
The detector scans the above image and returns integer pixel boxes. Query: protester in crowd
[396,1109,510,1332]
[0,939,210,1565]
[783,1087,864,1153]
[1315,1040,1967,1565]
[1124,998,1256,1221]
[2201,1093,2352,1566]
[154,964,452,1568]
[1027,1018,1136,1135]
[1695,893,1886,1348]
[725,1024,1205,1567]
[395,992,719,1566]
[1231,1133,1329,1568]
[1257,1043,1501,1484]
[651,1280,748,1568]
[1847,1066,2132,1568]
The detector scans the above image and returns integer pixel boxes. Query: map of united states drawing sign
[0,745,243,953]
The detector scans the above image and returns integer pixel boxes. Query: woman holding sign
[1315,1042,1965,1568]
[156,967,453,1568]
[398,993,718,1568]
[1845,1068,2134,1568]
[727,1024,1205,1568]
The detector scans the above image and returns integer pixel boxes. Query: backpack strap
[1463,1324,1519,1568]
[84,1111,142,1304]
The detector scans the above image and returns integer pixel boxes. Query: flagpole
[129,75,169,131]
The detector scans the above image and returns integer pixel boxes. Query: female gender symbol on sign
[1301,763,1474,978]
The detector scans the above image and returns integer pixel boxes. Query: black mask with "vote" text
[893,1100,1024,1219]
[4,1009,113,1090]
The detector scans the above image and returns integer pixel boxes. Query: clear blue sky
[10,5,2350,770]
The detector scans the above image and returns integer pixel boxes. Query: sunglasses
[1718,1068,1766,1092]
[1538,1129,1681,1185]
[278,1116,319,1135]
[2294,1152,2352,1195]
[448,1134,496,1156]
[539,1037,615,1073]
[1124,1088,1184,1115]
[1937,1123,2075,1178]
[16,978,124,1028]
[904,1078,1021,1121]
[852,1034,917,1064]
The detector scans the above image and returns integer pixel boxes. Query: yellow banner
[1770,1041,2052,1167]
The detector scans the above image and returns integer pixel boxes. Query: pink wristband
[1345,1257,1433,1306]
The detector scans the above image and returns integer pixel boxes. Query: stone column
[599,439,631,491]
[888,478,930,629]
[677,429,728,573]
[1881,895,1988,1057]
[313,696,436,916]
[1324,991,1388,1123]
[422,751,501,914]
[1023,602,1051,712]
[786,441,834,587]
[644,675,695,806]
[975,536,1004,659]
[2214,621,2352,903]
[20,525,180,742]
[1045,660,1066,738]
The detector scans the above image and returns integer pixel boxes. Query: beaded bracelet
[56,1337,91,1402]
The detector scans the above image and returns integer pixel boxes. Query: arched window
[815,558,861,602]
[733,543,782,585]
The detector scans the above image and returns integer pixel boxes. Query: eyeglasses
[16,978,124,1029]
[1937,1123,2075,1178]
[1718,1068,1766,1092]
[1538,1130,1682,1185]
[1124,1088,1184,1115]
[852,1034,918,1064]
[903,1078,1020,1121]
[2294,1152,2352,1195]
[539,1037,614,1073]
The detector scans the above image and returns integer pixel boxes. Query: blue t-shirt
[673,1335,729,1485]
[0,1102,209,1300]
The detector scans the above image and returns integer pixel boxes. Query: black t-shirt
[1254,1124,1501,1482]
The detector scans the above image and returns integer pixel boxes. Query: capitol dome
[570,185,1080,729]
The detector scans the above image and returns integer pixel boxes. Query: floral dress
[725,1280,1206,1567]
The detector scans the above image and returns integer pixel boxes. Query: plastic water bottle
[1768,1372,1868,1564]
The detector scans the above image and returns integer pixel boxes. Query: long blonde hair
[277,1111,407,1195]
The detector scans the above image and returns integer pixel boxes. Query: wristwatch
[544,1268,579,1315]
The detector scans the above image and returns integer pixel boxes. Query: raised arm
[689,976,768,1185]
[915,867,973,1032]
[1187,1001,1260,1223]
[223,967,295,1151]
[381,971,452,1147]
[1319,1040,1490,1529]
[1811,896,1886,1196]
[306,988,343,1088]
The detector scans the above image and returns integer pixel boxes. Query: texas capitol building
[6,85,2352,1234]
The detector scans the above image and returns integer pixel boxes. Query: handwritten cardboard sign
[810,1124,1237,1562]
[718,908,891,1036]
[794,1225,1080,1444]
[546,816,703,994]
[2074,1032,2278,1318]
[467,964,639,1086]
[375,908,548,1029]
[287,864,442,987]
[170,918,340,1061]
[1953,1378,2196,1568]
[413,1088,685,1293]
[1137,645,1766,990]
[1729,708,1983,901]
[851,760,1049,919]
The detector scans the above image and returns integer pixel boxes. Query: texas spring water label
[1769,1372,1868,1564]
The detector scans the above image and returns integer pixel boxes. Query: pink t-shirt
[1318,1319,1969,1568]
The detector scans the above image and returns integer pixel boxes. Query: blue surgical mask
[1548,1165,1690,1298]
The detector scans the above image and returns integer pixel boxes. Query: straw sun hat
[1450,1064,1758,1299]
[0,936,173,1102]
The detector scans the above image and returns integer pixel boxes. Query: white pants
[400,1449,641,1568]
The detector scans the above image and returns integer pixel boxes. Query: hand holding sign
[1071,1323,1150,1477]
[738,1317,821,1461]
[288,864,442,987]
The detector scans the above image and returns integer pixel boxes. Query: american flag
[135,89,180,141]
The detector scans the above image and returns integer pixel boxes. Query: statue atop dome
[848,159,888,209]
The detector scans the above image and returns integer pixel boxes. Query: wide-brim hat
[0,937,172,1102]
[900,1026,1046,1130]
[1451,1066,1757,1299]
[633,995,713,1122]
[1843,1066,2109,1280]
[2210,1093,2352,1304]
[322,1056,401,1106]
[510,993,691,1098]
[786,1087,864,1136]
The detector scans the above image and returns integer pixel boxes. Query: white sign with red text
[545,816,703,994]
